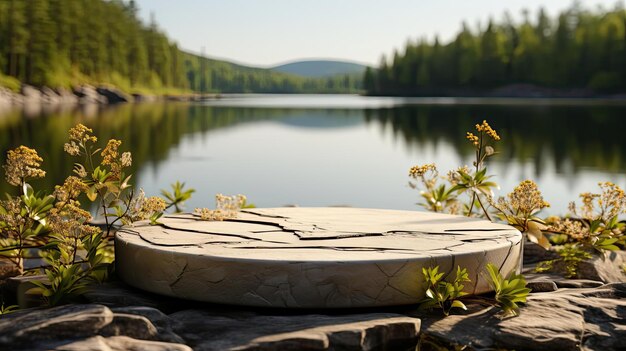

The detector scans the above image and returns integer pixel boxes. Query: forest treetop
[365,2,626,96]
[0,0,361,94]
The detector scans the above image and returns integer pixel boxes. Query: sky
[135,0,617,68]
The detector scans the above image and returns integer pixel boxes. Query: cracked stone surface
[115,207,522,308]
[417,283,626,351]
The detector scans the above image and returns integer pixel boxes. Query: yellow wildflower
[0,198,28,236]
[63,141,80,156]
[466,132,479,146]
[447,165,470,185]
[53,176,88,203]
[501,180,549,216]
[101,139,121,166]
[196,193,247,221]
[475,120,500,141]
[68,124,97,143]
[142,196,166,214]
[548,217,589,240]
[195,208,228,221]
[3,146,46,186]
[409,163,436,178]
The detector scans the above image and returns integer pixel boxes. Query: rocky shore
[1,248,625,350]
[0,84,212,107]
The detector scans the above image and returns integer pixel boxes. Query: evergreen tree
[26,0,56,85]
[366,2,626,95]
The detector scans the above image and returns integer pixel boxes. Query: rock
[0,304,190,350]
[100,313,159,340]
[575,250,626,283]
[525,271,605,290]
[169,310,421,351]
[55,87,79,104]
[523,241,559,264]
[0,304,114,349]
[40,86,61,104]
[417,283,626,351]
[83,281,192,313]
[74,85,107,104]
[4,275,47,308]
[21,84,41,102]
[0,258,21,280]
[54,88,78,104]
[116,209,522,308]
[96,86,133,104]
[51,336,192,351]
[523,248,626,287]
[0,87,19,106]
[526,280,558,292]
[111,306,186,343]
[132,93,158,102]
[554,279,605,289]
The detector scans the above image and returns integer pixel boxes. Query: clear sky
[135,0,616,67]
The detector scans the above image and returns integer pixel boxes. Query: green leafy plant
[407,120,626,281]
[491,180,551,248]
[536,182,626,277]
[535,244,593,278]
[420,265,470,316]
[0,303,18,315]
[161,181,195,213]
[546,183,626,249]
[455,120,501,219]
[485,263,531,317]
[0,124,186,307]
[409,120,500,218]
[420,263,531,317]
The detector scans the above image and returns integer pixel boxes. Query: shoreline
[0,84,218,107]
[2,84,626,111]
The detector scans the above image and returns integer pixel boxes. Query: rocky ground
[0,84,210,107]
[0,249,625,351]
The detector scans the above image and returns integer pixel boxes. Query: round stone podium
[115,208,522,308]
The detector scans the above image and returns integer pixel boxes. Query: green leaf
[86,186,98,202]
[451,300,467,310]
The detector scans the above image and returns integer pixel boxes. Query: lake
[2,94,626,216]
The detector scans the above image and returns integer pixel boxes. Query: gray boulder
[21,84,41,102]
[83,281,192,312]
[0,87,19,106]
[74,85,107,104]
[0,304,189,351]
[54,87,79,104]
[96,86,133,104]
[169,310,421,351]
[40,86,61,104]
[575,250,626,283]
[51,336,192,351]
[112,306,185,343]
[0,304,114,348]
[417,283,626,351]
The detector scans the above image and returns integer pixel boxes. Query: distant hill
[271,60,368,78]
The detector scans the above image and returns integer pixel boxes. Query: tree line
[0,0,361,94]
[364,3,626,96]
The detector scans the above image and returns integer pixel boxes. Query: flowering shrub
[408,119,625,280]
[0,124,194,306]
[195,194,251,221]
[491,180,551,248]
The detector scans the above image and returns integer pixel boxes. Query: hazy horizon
[135,0,615,67]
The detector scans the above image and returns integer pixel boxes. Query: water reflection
[0,96,625,213]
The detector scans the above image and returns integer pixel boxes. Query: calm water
[2,94,626,215]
